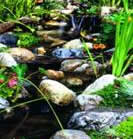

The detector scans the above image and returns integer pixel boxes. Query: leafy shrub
[17,33,40,47]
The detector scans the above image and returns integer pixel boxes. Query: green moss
[17,33,40,47]
[113,117,133,139]
[94,79,133,107]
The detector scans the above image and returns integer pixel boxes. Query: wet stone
[52,48,85,59]
[68,108,133,131]
[50,129,91,139]
[0,33,18,46]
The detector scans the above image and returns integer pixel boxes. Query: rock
[0,53,17,67]
[39,79,76,106]
[101,6,116,16]
[52,48,84,59]
[46,70,64,80]
[63,39,93,49]
[60,59,85,72]
[61,60,103,76]
[50,129,90,139]
[124,73,133,81]
[0,97,9,109]
[83,74,116,94]
[0,22,15,34]
[68,108,133,131]
[75,94,103,110]
[44,20,67,28]
[63,77,83,86]
[0,33,18,45]
[0,43,7,48]
[9,48,35,62]
[35,47,46,55]
[36,30,64,38]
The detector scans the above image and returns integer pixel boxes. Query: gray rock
[75,94,103,110]
[83,74,116,94]
[50,129,91,139]
[39,79,76,106]
[68,108,133,131]
[60,59,85,72]
[0,52,17,67]
[52,48,84,59]
[0,97,9,109]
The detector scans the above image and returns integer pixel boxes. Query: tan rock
[9,48,35,62]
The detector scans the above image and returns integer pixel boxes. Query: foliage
[112,12,133,77]
[33,0,65,18]
[0,64,27,100]
[101,23,115,44]
[99,0,121,7]
[94,79,133,107]
[17,33,40,47]
[38,67,48,75]
[0,0,35,21]
[111,117,133,139]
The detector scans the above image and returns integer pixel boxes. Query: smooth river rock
[63,39,93,49]
[39,79,76,106]
[9,48,35,62]
[0,52,17,67]
[75,94,103,110]
[0,33,18,45]
[50,129,91,139]
[68,108,133,131]
[52,48,84,59]
[83,74,116,94]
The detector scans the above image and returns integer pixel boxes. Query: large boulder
[68,108,133,131]
[39,79,76,106]
[0,52,17,67]
[83,74,116,94]
[50,129,91,139]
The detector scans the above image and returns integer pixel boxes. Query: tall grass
[99,0,121,7]
[112,13,133,76]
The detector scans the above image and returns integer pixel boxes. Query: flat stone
[68,108,133,131]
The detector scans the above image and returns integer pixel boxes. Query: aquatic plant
[17,33,40,47]
[111,13,133,77]
[94,79,133,107]
[111,116,133,139]
[0,0,35,21]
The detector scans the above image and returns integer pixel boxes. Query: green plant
[94,79,133,107]
[0,0,35,21]
[99,0,121,7]
[82,41,98,77]
[112,12,133,77]
[111,117,133,139]
[17,33,40,47]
